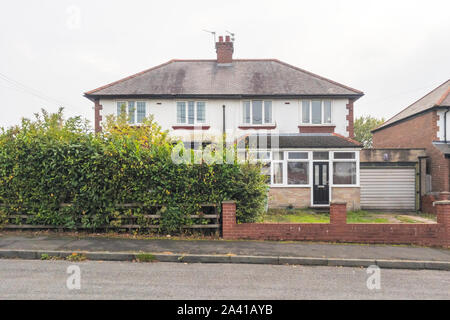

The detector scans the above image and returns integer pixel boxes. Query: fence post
[330,201,347,225]
[435,200,450,247]
[222,201,236,239]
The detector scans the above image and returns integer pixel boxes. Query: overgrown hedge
[0,109,267,232]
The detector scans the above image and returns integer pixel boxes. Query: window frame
[286,151,310,186]
[245,149,359,188]
[242,100,274,125]
[331,151,359,187]
[176,101,207,125]
[116,100,146,124]
[300,99,333,125]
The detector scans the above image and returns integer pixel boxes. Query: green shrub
[0,109,267,232]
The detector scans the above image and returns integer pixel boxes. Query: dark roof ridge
[373,79,450,132]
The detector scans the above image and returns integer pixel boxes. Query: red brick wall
[94,99,103,133]
[298,126,336,134]
[422,192,450,214]
[436,201,450,247]
[373,111,449,192]
[346,99,355,138]
[222,201,450,247]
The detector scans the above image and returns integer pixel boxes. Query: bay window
[246,150,358,187]
[243,100,273,125]
[301,100,332,124]
[177,101,206,124]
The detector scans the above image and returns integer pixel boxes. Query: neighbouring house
[84,35,364,210]
[372,80,450,213]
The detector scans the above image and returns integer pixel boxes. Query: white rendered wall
[99,98,351,141]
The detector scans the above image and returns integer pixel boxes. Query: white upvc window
[247,150,359,187]
[116,101,146,124]
[287,152,310,186]
[243,100,273,125]
[301,100,332,124]
[332,151,358,186]
[248,151,271,183]
[177,101,206,124]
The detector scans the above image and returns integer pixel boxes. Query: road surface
[0,259,448,299]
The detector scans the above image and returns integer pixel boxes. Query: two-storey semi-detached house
[85,36,364,210]
[372,80,450,211]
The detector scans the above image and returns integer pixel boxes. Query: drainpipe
[222,105,226,151]
[418,156,425,212]
[444,108,449,143]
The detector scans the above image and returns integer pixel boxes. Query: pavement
[1,260,449,299]
[0,234,449,270]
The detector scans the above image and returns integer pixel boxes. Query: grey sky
[1,0,449,129]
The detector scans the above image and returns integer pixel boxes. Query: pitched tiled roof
[238,133,363,149]
[374,79,450,132]
[84,59,363,98]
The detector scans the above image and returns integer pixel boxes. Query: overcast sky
[1,0,449,129]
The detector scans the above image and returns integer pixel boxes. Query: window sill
[298,125,336,134]
[239,124,277,130]
[332,185,359,188]
[172,125,210,130]
[270,185,310,188]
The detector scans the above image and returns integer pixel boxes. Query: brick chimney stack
[215,35,234,64]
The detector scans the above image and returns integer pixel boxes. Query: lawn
[261,208,437,224]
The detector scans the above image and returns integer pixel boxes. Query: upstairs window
[301,100,332,124]
[136,102,146,123]
[177,101,206,124]
[243,101,272,125]
[117,101,146,124]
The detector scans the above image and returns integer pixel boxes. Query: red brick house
[372,80,450,213]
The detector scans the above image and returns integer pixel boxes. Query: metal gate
[360,168,416,210]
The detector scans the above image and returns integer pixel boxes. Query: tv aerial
[202,29,216,44]
[225,30,235,42]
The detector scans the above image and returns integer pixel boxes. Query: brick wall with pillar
[221,200,449,247]
[330,201,347,224]
[221,200,236,238]
[435,200,450,247]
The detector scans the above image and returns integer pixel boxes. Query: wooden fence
[0,203,220,234]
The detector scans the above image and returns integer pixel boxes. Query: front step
[308,207,330,213]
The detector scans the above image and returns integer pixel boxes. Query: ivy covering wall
[0,109,267,232]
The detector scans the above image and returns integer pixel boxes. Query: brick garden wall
[222,201,450,247]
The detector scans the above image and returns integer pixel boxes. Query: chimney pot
[225,35,230,42]
[218,36,224,42]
